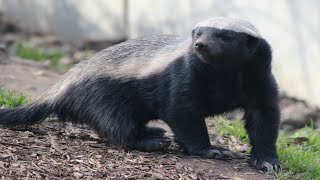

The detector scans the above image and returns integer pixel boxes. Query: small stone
[234,177,244,180]
[34,71,46,76]
[230,136,237,143]
[187,167,194,172]
[95,155,102,159]
[59,56,72,65]
[73,172,83,178]
[190,174,198,179]
[153,173,165,179]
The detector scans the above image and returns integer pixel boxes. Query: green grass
[290,123,320,152]
[215,118,320,180]
[216,118,249,143]
[0,87,28,108]
[16,44,66,71]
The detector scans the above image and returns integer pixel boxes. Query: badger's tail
[0,102,54,127]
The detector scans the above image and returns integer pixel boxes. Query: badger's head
[192,17,262,68]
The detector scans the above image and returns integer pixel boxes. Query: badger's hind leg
[56,79,171,151]
[129,126,171,152]
[91,113,171,152]
[142,126,167,138]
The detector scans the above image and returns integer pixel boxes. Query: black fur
[0,21,281,171]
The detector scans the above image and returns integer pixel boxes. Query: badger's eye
[222,36,233,41]
[196,32,202,38]
[216,34,233,42]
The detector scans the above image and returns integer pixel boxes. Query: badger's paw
[250,155,281,173]
[188,145,241,159]
[130,136,172,152]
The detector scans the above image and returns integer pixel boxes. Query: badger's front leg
[244,107,281,172]
[244,75,281,172]
[164,110,237,159]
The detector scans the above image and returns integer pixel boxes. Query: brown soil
[0,58,60,98]
[0,58,271,179]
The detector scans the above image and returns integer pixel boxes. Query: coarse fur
[0,17,281,171]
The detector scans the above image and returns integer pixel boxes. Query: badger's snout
[194,42,208,52]
[194,39,222,58]
[194,40,210,60]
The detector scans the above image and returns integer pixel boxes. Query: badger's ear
[246,35,261,55]
[192,29,195,38]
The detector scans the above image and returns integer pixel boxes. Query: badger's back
[46,35,190,102]
[76,35,190,78]
[0,34,190,128]
[47,34,190,131]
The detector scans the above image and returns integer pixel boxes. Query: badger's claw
[189,146,241,159]
[251,156,281,173]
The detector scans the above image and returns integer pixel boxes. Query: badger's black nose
[195,42,208,51]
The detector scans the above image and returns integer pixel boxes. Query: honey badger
[0,17,281,172]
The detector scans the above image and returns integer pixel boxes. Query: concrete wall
[0,0,126,42]
[1,0,320,106]
[128,0,320,107]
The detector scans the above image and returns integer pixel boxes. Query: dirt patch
[0,59,271,179]
[0,58,60,98]
[0,119,269,180]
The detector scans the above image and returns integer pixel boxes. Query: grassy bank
[15,44,71,72]
[215,119,320,180]
[0,86,28,108]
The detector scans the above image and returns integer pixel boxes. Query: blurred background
[0,0,319,129]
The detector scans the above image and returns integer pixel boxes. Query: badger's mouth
[193,45,210,63]
[194,51,208,63]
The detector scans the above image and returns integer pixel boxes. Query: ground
[0,58,271,179]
